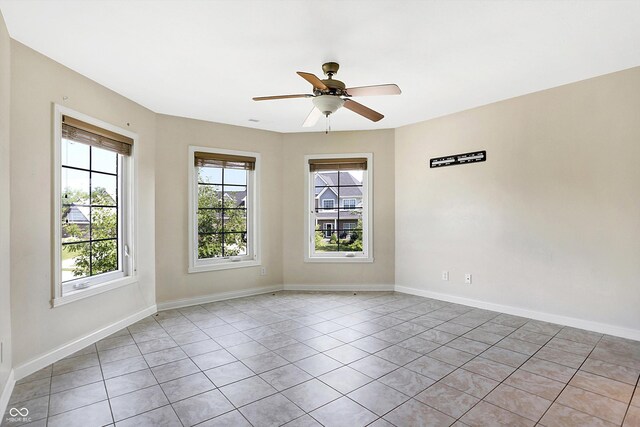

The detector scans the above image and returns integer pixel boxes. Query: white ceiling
[1,0,640,133]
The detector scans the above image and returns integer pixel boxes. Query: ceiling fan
[253,62,401,128]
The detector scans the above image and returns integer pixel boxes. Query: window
[54,106,136,306]
[189,147,260,272]
[323,199,335,209]
[306,154,373,262]
[343,199,356,209]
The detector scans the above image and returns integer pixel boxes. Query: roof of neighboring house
[63,204,89,224]
[225,190,246,207]
[315,172,362,198]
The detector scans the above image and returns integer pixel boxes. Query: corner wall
[154,115,284,307]
[281,130,395,287]
[10,41,157,369]
[395,67,640,336]
[0,9,13,406]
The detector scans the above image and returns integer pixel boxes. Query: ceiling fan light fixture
[312,95,345,116]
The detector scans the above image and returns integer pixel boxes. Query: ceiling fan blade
[345,84,401,97]
[253,94,313,101]
[343,99,384,122]
[297,72,328,91]
[303,107,323,127]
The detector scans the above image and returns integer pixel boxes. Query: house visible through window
[58,113,134,299]
[189,148,260,272]
[307,155,372,261]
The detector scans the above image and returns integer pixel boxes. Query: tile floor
[3,291,640,427]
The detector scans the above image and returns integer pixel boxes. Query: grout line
[92,343,115,426]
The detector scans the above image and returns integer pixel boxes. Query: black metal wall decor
[430,150,486,168]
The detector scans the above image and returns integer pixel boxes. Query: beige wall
[154,115,283,304]
[10,41,157,367]
[0,10,12,396]
[395,67,640,333]
[281,130,395,286]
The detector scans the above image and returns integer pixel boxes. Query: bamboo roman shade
[194,152,256,170]
[308,157,368,172]
[62,115,133,156]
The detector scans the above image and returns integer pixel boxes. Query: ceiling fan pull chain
[325,114,331,134]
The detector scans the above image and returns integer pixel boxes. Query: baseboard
[283,283,395,292]
[157,284,395,310]
[395,285,640,342]
[157,285,283,311]
[0,369,15,421]
[13,305,157,381]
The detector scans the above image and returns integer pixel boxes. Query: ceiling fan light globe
[312,95,345,116]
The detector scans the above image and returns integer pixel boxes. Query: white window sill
[52,276,138,308]
[305,256,374,264]
[189,259,260,273]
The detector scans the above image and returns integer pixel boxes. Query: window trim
[188,145,261,273]
[342,198,357,209]
[322,199,335,209]
[304,153,373,263]
[52,104,138,307]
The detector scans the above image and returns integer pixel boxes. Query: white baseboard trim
[283,283,395,292]
[395,285,640,341]
[13,305,157,381]
[157,285,283,311]
[0,369,15,421]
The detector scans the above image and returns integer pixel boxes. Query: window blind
[194,152,256,170]
[62,115,133,156]
[308,157,368,172]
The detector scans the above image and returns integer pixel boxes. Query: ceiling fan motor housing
[322,62,340,76]
[318,62,346,95]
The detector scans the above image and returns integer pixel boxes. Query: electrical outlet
[441,271,449,281]
[465,274,472,284]
[260,266,267,276]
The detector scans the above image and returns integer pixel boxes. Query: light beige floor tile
[441,368,499,398]
[581,358,640,385]
[539,403,617,427]
[484,383,552,422]
[570,370,635,403]
[557,385,628,425]
[415,383,479,418]
[504,369,565,401]
[460,401,534,427]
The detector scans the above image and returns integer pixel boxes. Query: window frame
[188,146,261,273]
[342,198,357,209]
[305,153,373,263]
[322,199,335,209]
[52,104,138,307]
